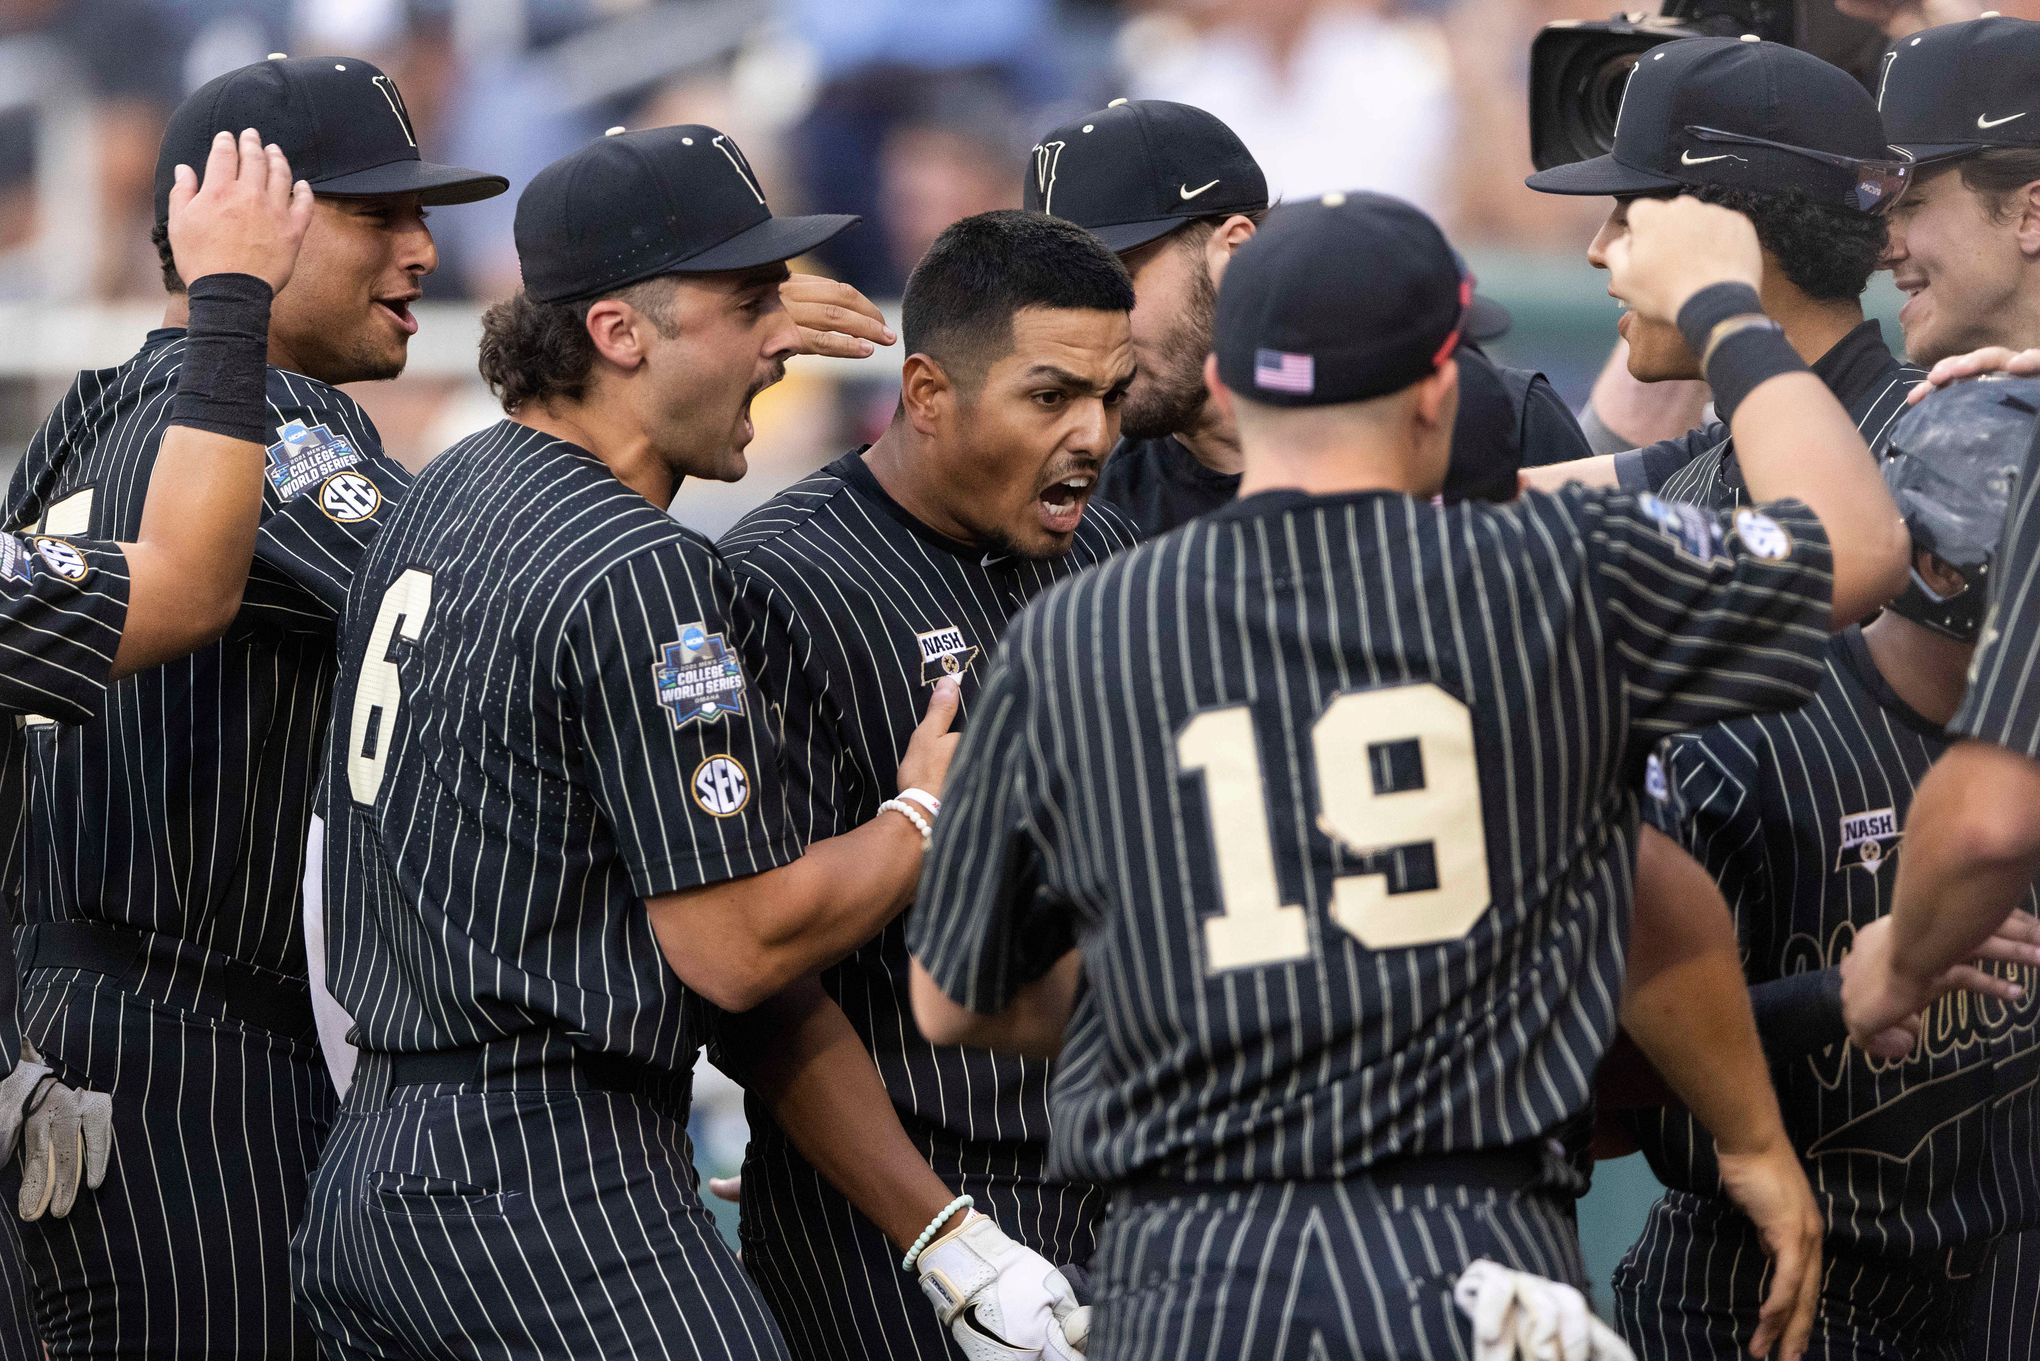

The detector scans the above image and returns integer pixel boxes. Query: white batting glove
[916,1214,1090,1360]
[0,1045,113,1221]
[1454,1260,1634,1361]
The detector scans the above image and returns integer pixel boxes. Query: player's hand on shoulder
[915,1213,1091,1360]
[1909,345,2040,404]
[167,126,314,294]
[898,675,962,803]
[1605,195,1763,326]
[782,273,897,359]
[1714,1137,1822,1361]
[0,1043,113,1222]
[1452,1260,1634,1360]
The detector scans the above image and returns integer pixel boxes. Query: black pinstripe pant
[1087,1172,1587,1361]
[1970,1230,2040,1359]
[1615,1189,2001,1360]
[740,1132,1099,1361]
[0,1212,39,1361]
[10,968,334,1359]
[294,1050,791,1361]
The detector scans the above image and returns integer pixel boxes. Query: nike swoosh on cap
[1179,179,1220,200]
[1679,152,1731,165]
[1979,112,2028,129]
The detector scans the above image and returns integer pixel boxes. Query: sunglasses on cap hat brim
[1683,126,1913,215]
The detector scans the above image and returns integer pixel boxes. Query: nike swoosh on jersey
[1680,152,1731,165]
[1179,179,1220,200]
[1979,111,2028,129]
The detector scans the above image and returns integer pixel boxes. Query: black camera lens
[1529,24,1679,170]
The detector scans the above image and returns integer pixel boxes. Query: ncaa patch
[1733,508,1794,561]
[0,532,29,583]
[916,625,978,685]
[653,623,747,728]
[1637,493,1718,561]
[319,470,383,523]
[1836,806,1901,873]
[265,419,361,501]
[32,537,88,583]
[692,755,751,817]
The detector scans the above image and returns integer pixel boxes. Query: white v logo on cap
[1979,111,2028,129]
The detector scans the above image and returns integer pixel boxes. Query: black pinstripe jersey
[1,531,131,1071]
[1956,419,2040,760]
[1637,627,2040,1256]
[1624,322,1920,512]
[320,420,794,1069]
[909,483,1837,1186]
[719,450,1141,1149]
[3,329,408,977]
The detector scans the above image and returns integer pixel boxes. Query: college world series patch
[653,623,748,728]
[265,420,362,500]
[0,532,29,582]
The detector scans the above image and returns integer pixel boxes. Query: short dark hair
[1956,148,2040,224]
[1689,184,1887,301]
[152,219,184,294]
[477,277,677,413]
[901,209,1134,390]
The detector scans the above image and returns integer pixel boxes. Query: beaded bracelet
[880,798,933,843]
[902,1194,974,1271]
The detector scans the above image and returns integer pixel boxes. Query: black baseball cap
[1879,17,2040,165]
[515,124,858,305]
[153,56,506,226]
[1214,191,1471,408]
[1525,37,1904,213]
[1023,99,1268,252]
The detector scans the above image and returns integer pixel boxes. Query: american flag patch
[1254,348,1314,394]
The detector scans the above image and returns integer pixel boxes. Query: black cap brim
[1524,153,1682,197]
[1466,293,1511,343]
[1890,142,1988,167]
[671,213,860,274]
[314,157,509,205]
[1087,215,1203,254]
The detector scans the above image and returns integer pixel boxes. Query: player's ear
[1206,214,1257,286]
[582,297,648,373]
[1917,549,1969,599]
[1415,356,1459,430]
[899,353,951,437]
[1202,353,1235,429]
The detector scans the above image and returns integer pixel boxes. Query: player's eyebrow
[1023,364,1118,394]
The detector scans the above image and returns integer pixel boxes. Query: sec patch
[319,471,382,523]
[1733,508,1794,561]
[32,537,89,582]
[692,755,750,817]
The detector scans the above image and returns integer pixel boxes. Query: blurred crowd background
[2,0,2031,1296]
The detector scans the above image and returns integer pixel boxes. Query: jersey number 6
[1178,682,1492,975]
[347,568,434,805]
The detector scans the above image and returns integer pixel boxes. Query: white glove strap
[896,787,942,819]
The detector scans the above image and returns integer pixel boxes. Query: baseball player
[1024,98,1588,532]
[1621,376,2040,1359]
[717,207,1141,1359]
[0,127,312,1361]
[1522,38,1919,510]
[292,122,1093,1361]
[1,56,505,1358]
[904,190,1912,1359]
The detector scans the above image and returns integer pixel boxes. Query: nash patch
[1733,508,1795,562]
[653,623,747,728]
[31,537,88,583]
[265,420,361,501]
[692,755,751,817]
[916,625,979,685]
[1638,493,1718,561]
[0,532,29,582]
[1836,806,1901,873]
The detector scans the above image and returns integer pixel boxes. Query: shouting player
[719,208,1140,1358]
[907,190,1910,1359]
[1621,376,2040,1358]
[1025,97,1588,530]
[1,56,503,1360]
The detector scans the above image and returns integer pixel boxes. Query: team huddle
[8,16,2040,1361]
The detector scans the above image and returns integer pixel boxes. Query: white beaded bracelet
[880,798,933,842]
[902,1194,973,1271]
[896,787,942,819]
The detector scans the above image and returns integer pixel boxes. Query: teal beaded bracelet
[901,1194,974,1271]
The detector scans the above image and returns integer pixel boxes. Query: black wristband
[169,272,274,446]
[1704,322,1805,423]
[1675,281,1765,359]
[1749,968,1845,1067]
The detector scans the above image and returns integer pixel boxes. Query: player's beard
[1118,260,1216,443]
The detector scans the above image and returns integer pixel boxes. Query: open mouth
[375,296,419,335]
[1894,277,1927,325]
[1036,472,1096,536]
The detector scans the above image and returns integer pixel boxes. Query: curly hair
[477,278,677,413]
[1689,183,1888,302]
